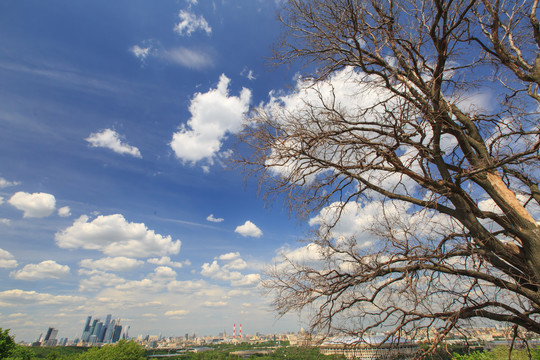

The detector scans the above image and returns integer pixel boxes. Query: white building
[319,335,419,359]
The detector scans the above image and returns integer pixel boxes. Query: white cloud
[130,45,152,60]
[201,255,260,287]
[55,214,181,258]
[167,279,206,293]
[206,214,224,223]
[217,252,240,261]
[224,258,248,271]
[234,220,262,238]
[203,301,227,307]
[0,177,20,188]
[231,273,260,287]
[10,260,70,281]
[174,10,212,36]
[0,196,3,205]
[78,269,126,292]
[8,192,56,218]
[241,67,256,81]
[79,257,144,272]
[170,74,251,165]
[58,206,71,217]
[163,47,214,70]
[0,249,17,269]
[0,289,84,306]
[0,219,10,225]
[147,256,188,268]
[309,201,379,245]
[165,309,189,317]
[114,266,177,292]
[152,266,177,282]
[85,129,142,158]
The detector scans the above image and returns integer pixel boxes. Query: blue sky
[0,0,311,342]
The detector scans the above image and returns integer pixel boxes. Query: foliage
[454,346,540,360]
[75,340,145,360]
[4,345,35,360]
[0,329,17,359]
[28,346,87,359]
[237,0,540,352]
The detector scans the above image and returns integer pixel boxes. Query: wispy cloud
[174,10,212,36]
[163,47,214,70]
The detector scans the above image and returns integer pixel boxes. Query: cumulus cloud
[79,257,144,272]
[0,218,9,225]
[217,252,240,261]
[201,253,260,287]
[203,301,227,307]
[167,279,206,293]
[147,256,189,268]
[8,192,56,218]
[174,10,212,36]
[58,206,71,217]
[10,260,70,281]
[0,249,17,269]
[78,269,126,292]
[309,201,384,246]
[234,220,262,238]
[165,309,189,317]
[0,177,20,188]
[170,74,251,165]
[0,289,84,306]
[85,129,142,158]
[206,214,224,223]
[55,214,181,258]
[114,266,177,292]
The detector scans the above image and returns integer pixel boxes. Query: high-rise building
[80,314,124,344]
[81,316,92,342]
[93,322,103,341]
[44,327,54,341]
[103,318,117,343]
[43,327,58,347]
[98,314,111,342]
[112,324,122,343]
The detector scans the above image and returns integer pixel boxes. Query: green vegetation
[453,346,540,360]
[77,340,146,360]
[155,345,343,360]
[0,329,16,358]
[0,333,342,360]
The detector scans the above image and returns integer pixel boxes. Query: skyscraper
[43,327,58,347]
[112,323,122,343]
[81,316,92,342]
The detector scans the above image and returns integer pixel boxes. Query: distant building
[319,335,419,360]
[42,327,59,347]
[112,324,123,342]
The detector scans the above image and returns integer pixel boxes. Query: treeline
[0,329,343,360]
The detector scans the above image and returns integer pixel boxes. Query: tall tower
[240,324,242,338]
[233,323,236,339]
[81,316,92,342]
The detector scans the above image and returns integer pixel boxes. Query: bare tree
[237,0,540,352]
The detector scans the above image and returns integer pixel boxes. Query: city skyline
[0,0,326,342]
